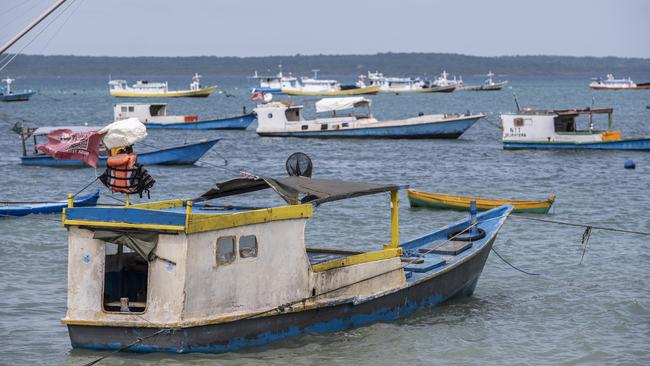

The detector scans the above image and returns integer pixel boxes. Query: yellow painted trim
[186,204,312,234]
[129,199,185,210]
[311,247,402,272]
[67,193,73,208]
[63,219,184,232]
[282,85,380,96]
[406,189,555,212]
[390,190,399,247]
[109,86,216,98]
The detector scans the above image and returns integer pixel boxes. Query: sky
[1,0,649,58]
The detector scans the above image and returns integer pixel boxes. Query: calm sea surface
[0,75,649,365]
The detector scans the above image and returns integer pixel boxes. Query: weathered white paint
[502,112,605,143]
[64,216,407,328]
[254,102,477,135]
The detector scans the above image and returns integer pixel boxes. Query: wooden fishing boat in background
[255,97,483,138]
[407,189,555,214]
[502,106,650,150]
[18,126,220,167]
[60,154,512,353]
[108,73,216,98]
[281,69,380,96]
[113,103,255,130]
[0,78,35,102]
[0,189,99,217]
[461,72,508,91]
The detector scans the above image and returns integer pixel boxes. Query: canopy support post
[390,191,399,248]
[67,193,73,208]
[608,112,612,131]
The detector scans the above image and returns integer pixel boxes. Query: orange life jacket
[105,153,137,193]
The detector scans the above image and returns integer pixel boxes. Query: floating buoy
[624,159,636,169]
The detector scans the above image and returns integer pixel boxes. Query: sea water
[0,74,649,365]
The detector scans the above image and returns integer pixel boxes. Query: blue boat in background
[1,189,99,217]
[114,103,256,130]
[18,125,221,167]
[0,78,35,102]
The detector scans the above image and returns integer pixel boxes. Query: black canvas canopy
[194,176,403,205]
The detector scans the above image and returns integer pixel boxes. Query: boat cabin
[501,107,621,144]
[62,175,407,337]
[113,103,198,124]
[255,97,373,134]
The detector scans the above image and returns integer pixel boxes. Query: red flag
[251,89,265,101]
[37,129,104,168]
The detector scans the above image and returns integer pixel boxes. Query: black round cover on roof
[286,152,313,178]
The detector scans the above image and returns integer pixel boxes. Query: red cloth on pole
[251,90,265,101]
[37,129,104,168]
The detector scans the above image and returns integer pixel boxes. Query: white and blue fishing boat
[18,126,220,166]
[113,103,255,130]
[1,189,99,218]
[249,66,299,94]
[60,154,512,353]
[255,97,483,138]
[0,78,35,102]
[502,107,650,150]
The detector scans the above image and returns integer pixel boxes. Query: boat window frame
[239,235,259,259]
[215,235,237,266]
[100,240,150,315]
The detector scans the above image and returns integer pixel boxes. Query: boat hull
[67,232,496,353]
[0,91,36,102]
[407,189,553,214]
[258,116,481,139]
[281,85,380,96]
[144,113,255,130]
[20,139,220,167]
[110,86,217,98]
[503,138,650,150]
[0,190,100,217]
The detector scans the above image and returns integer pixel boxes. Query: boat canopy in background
[99,118,147,149]
[195,176,402,205]
[315,97,371,113]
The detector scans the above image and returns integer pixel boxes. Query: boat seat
[403,256,446,273]
[419,241,473,256]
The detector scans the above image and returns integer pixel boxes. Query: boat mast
[0,0,68,56]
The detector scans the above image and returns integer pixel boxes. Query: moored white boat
[113,103,255,130]
[588,74,650,90]
[462,72,508,91]
[109,73,217,98]
[357,71,455,94]
[501,106,650,150]
[255,97,483,138]
[281,70,379,96]
[0,78,35,102]
[249,66,299,94]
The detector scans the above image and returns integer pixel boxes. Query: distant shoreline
[4,52,650,78]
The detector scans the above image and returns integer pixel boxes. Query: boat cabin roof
[508,107,613,117]
[315,97,371,113]
[115,103,167,107]
[195,176,404,206]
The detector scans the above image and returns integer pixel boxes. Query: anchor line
[491,247,540,276]
[509,215,650,236]
[81,328,171,366]
[482,114,502,130]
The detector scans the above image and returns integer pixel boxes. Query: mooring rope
[491,246,540,276]
[510,214,650,236]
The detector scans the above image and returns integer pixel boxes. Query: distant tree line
[3,52,650,78]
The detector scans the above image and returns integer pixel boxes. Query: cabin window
[216,236,236,265]
[514,118,524,127]
[554,115,576,133]
[321,124,328,130]
[128,106,135,112]
[285,109,301,122]
[301,125,308,130]
[239,235,258,258]
[341,122,349,128]
[103,242,148,313]
[267,113,273,119]
[121,106,127,112]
